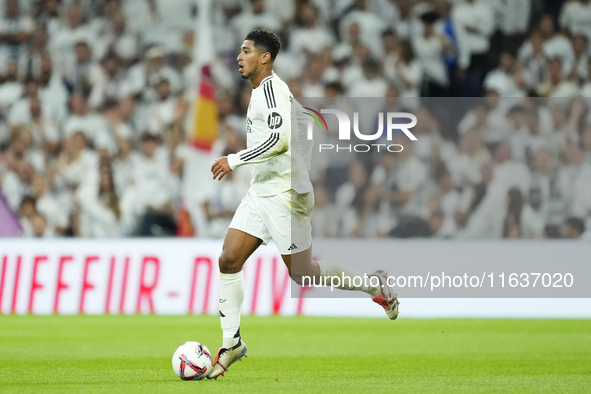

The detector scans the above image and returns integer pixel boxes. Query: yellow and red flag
[188,0,218,152]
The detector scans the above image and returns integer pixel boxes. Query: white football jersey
[228,72,313,197]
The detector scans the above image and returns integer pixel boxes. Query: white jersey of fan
[227,72,313,197]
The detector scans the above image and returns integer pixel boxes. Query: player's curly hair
[245,28,282,61]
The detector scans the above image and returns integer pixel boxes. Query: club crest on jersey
[267,112,283,129]
[246,118,252,133]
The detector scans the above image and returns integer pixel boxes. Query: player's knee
[218,250,242,273]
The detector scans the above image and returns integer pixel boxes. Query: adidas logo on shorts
[288,243,298,251]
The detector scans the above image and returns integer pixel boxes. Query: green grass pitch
[0,315,590,393]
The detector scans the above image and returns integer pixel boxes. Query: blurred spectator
[63,40,98,95]
[51,130,99,200]
[570,33,589,83]
[230,0,280,43]
[64,93,114,154]
[311,183,337,238]
[490,141,530,195]
[335,160,371,237]
[2,158,34,211]
[289,3,334,58]
[535,14,574,76]
[483,51,526,97]
[563,216,585,239]
[17,194,36,236]
[124,45,182,102]
[378,135,428,218]
[88,55,128,109]
[528,149,567,226]
[49,2,93,67]
[8,79,61,154]
[459,187,544,239]
[120,133,178,236]
[0,60,23,110]
[76,163,121,237]
[452,0,495,96]
[447,129,490,187]
[0,0,34,65]
[518,31,549,90]
[559,0,591,40]
[30,173,68,235]
[386,39,422,97]
[146,79,178,135]
[536,57,579,97]
[413,10,450,96]
[560,143,591,227]
[348,56,388,97]
[339,0,387,57]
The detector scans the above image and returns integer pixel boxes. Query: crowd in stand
[0,0,590,240]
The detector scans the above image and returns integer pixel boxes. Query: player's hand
[211,156,232,180]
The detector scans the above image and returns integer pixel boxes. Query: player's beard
[241,64,258,80]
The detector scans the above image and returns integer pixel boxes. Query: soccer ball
[172,342,213,380]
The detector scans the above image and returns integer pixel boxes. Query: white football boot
[370,270,400,320]
[208,339,248,379]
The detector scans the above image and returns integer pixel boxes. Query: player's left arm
[212,83,290,180]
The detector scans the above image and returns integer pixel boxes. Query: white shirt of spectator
[452,0,495,69]
[230,10,281,46]
[8,98,61,146]
[412,33,449,87]
[459,183,544,239]
[560,0,591,41]
[340,9,387,57]
[289,25,335,57]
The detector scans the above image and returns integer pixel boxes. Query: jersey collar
[255,71,276,89]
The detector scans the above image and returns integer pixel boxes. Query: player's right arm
[226,129,289,169]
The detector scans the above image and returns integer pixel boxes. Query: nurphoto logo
[304,107,418,153]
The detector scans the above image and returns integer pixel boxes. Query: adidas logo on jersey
[288,243,298,251]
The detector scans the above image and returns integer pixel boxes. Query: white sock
[219,271,244,349]
[317,260,380,296]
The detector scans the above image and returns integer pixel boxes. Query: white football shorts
[229,189,313,255]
